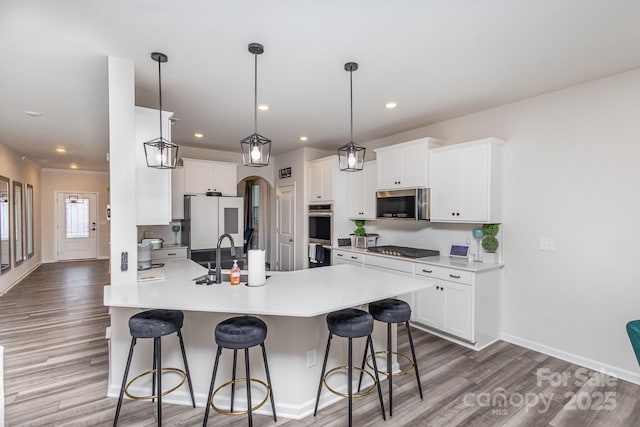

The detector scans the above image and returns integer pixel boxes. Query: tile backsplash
[137,223,182,245]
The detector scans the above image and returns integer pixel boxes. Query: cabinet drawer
[365,254,414,274]
[333,250,364,264]
[415,264,472,285]
[152,247,188,261]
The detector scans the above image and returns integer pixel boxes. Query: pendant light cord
[157,57,163,141]
[349,69,354,143]
[254,52,258,134]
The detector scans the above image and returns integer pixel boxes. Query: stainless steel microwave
[376,188,430,220]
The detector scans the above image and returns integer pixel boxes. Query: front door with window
[56,192,97,260]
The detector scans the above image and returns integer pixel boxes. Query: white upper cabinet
[429,138,505,223]
[135,106,172,225]
[182,158,238,196]
[375,137,444,190]
[347,161,377,219]
[308,156,336,202]
[171,166,185,220]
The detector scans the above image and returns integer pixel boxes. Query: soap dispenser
[230,260,241,285]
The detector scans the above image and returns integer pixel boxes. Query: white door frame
[55,191,99,261]
[275,184,296,271]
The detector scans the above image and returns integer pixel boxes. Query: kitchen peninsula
[104,260,433,419]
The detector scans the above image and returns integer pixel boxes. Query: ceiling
[1,1,640,172]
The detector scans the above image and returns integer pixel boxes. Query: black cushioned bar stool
[114,309,195,427]
[359,298,423,417]
[314,308,386,427]
[203,316,276,427]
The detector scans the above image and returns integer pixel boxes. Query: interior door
[56,192,97,260]
[276,185,295,271]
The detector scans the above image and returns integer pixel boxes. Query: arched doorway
[237,176,273,268]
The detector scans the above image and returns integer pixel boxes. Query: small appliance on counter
[137,243,152,270]
[141,238,163,250]
[351,233,379,249]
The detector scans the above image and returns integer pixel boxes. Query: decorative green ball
[482,236,499,252]
[482,223,500,236]
[355,220,366,228]
[355,227,366,236]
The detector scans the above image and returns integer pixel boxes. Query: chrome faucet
[215,234,236,284]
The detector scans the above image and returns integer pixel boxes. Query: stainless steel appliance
[367,245,439,258]
[308,204,332,268]
[376,188,430,220]
[137,243,152,270]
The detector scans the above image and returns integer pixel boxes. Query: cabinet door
[377,149,402,189]
[308,162,323,201]
[212,162,238,196]
[399,142,429,188]
[347,168,365,218]
[320,160,334,201]
[429,149,461,221]
[171,166,185,220]
[362,162,377,218]
[458,144,489,222]
[184,160,213,194]
[442,281,473,341]
[416,281,443,329]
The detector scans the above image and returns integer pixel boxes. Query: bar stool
[359,298,423,417]
[203,315,276,427]
[113,309,195,427]
[314,308,386,427]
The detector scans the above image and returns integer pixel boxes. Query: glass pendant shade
[241,133,271,167]
[338,141,366,171]
[144,138,178,169]
[241,43,271,167]
[338,61,364,171]
[144,52,178,169]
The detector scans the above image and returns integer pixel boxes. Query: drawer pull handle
[449,274,461,279]
[351,256,357,260]
[337,253,343,257]
[422,269,433,273]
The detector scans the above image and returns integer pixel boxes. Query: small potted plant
[352,220,366,248]
[481,223,500,263]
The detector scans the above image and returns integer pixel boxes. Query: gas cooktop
[367,245,440,259]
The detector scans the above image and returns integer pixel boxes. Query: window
[65,196,90,239]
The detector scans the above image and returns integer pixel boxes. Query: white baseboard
[501,332,640,386]
[0,262,41,295]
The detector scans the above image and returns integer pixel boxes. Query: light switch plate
[540,238,556,251]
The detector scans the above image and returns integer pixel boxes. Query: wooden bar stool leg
[261,343,277,422]
[203,346,222,426]
[113,337,136,427]
[314,333,332,416]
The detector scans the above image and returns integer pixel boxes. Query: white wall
[0,142,41,294]
[361,69,640,381]
[40,169,110,262]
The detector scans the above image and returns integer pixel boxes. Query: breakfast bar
[104,260,433,419]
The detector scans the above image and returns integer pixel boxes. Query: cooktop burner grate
[367,245,439,258]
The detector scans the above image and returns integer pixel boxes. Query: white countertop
[105,260,432,317]
[334,246,503,273]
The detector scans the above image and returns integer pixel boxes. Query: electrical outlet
[121,251,128,271]
[307,349,317,367]
[540,238,556,251]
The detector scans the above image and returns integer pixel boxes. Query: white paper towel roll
[248,249,266,287]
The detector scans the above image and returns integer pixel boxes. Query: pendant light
[338,62,365,172]
[143,52,178,169]
[240,43,271,167]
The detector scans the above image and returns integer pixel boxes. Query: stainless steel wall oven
[308,204,332,268]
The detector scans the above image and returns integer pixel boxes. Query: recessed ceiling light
[385,102,397,109]
[299,136,308,142]
[24,110,42,117]
[194,133,204,138]
[70,164,78,169]
[258,104,269,111]
[56,147,67,153]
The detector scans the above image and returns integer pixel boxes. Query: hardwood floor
[2,260,640,426]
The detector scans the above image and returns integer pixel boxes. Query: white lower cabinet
[415,277,473,341]
[333,249,364,265]
[151,247,188,261]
